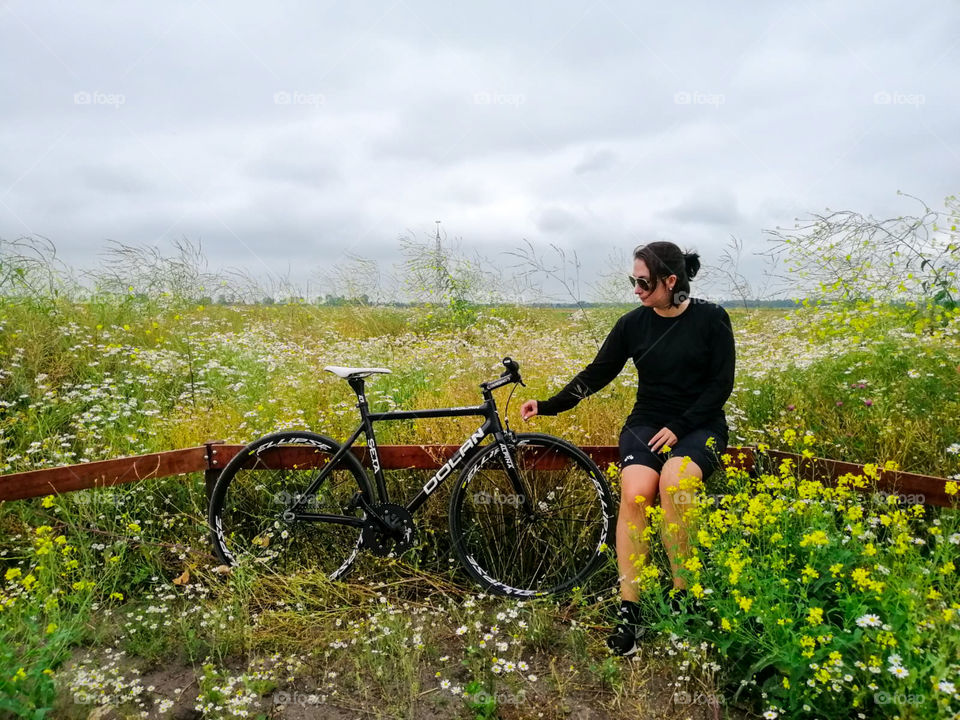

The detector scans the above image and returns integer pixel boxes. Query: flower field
[1,294,958,719]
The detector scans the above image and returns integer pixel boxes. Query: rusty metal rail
[0,442,955,507]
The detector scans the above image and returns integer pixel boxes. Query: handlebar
[480,356,524,391]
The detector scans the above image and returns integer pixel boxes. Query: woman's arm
[664,306,735,439]
[535,316,629,416]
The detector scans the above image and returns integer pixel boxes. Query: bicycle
[207,357,616,597]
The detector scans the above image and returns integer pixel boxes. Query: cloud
[0,0,958,301]
[661,188,744,226]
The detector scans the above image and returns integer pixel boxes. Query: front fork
[495,431,538,517]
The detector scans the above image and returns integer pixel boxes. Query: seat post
[347,376,367,406]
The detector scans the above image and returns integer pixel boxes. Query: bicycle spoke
[210,434,369,578]
[452,435,613,596]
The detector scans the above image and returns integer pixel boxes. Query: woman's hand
[648,427,678,453]
[520,399,538,421]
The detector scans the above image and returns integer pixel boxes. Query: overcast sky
[1,1,958,301]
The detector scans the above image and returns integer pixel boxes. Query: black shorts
[618,423,728,480]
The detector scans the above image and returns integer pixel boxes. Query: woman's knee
[658,456,703,494]
[620,464,659,509]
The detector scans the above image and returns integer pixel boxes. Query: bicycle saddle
[324,365,392,379]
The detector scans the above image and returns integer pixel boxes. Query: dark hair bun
[684,252,701,280]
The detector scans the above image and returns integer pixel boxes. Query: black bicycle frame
[289,374,521,522]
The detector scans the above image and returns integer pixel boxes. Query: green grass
[1,296,959,718]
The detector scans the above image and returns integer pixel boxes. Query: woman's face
[632,258,677,307]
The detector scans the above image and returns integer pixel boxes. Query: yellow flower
[721,618,732,631]
[846,505,864,522]
[11,667,27,682]
[127,522,141,533]
[851,567,871,589]
[690,583,704,599]
[110,592,124,601]
[737,596,754,613]
[4,568,21,581]
[946,481,958,496]
[801,565,820,583]
[41,495,55,508]
[807,607,824,626]
[45,623,57,634]
[782,677,790,689]
[800,530,830,547]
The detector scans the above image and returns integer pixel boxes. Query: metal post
[203,440,226,508]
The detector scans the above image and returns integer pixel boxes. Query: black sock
[618,600,642,625]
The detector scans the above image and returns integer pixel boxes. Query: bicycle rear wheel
[208,430,373,577]
[448,433,615,597]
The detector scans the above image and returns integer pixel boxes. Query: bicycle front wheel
[208,430,373,578]
[448,433,615,597]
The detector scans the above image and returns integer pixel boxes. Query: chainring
[361,502,417,557]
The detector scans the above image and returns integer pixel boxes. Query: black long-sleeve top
[536,299,735,439]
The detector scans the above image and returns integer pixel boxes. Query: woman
[520,241,735,656]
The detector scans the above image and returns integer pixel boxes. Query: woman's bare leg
[659,456,704,590]
[616,464,661,601]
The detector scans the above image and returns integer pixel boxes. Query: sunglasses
[627,274,654,292]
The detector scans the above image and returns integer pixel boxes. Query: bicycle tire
[208,430,373,578]
[448,432,615,597]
